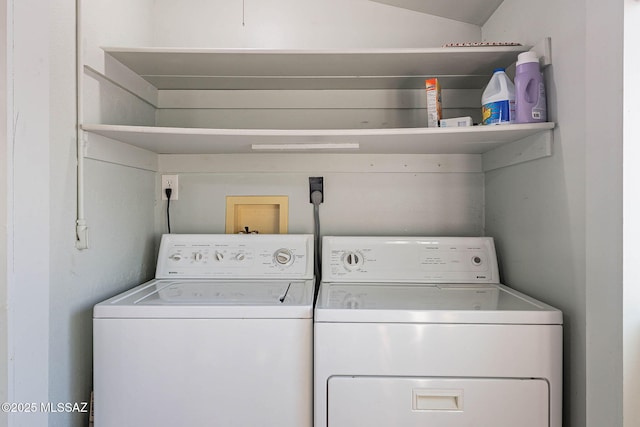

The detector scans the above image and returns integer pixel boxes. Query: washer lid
[94,279,314,319]
[314,283,562,325]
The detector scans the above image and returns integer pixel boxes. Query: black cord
[310,190,323,299]
[165,188,172,233]
[313,202,321,270]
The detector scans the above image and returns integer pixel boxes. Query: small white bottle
[481,68,515,125]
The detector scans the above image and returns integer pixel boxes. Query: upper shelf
[102,46,528,90]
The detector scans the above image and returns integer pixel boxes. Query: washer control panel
[156,234,314,279]
[323,236,499,283]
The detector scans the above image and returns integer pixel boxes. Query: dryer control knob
[193,252,204,262]
[214,251,224,261]
[344,251,363,268]
[345,253,360,265]
[274,249,293,265]
[235,253,246,261]
[169,253,182,261]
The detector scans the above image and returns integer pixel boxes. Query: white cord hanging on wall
[76,0,89,250]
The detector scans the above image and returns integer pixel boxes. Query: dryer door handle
[412,389,464,411]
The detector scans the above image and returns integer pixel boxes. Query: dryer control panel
[322,236,499,284]
[156,234,314,279]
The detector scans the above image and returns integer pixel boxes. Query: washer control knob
[214,251,224,261]
[471,256,483,266]
[169,253,182,261]
[193,252,204,262]
[235,253,246,261]
[274,249,293,265]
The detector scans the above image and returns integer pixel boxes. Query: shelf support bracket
[481,129,553,172]
[531,37,552,68]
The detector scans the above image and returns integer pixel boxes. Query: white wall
[80,0,157,128]
[0,0,9,425]
[6,0,52,424]
[159,156,485,236]
[623,1,640,425]
[151,0,480,48]
[584,1,624,426]
[81,0,155,73]
[48,160,157,427]
[483,1,624,427]
[48,1,159,427]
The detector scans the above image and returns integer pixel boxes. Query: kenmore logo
[477,275,486,279]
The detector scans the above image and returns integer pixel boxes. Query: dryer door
[328,376,548,427]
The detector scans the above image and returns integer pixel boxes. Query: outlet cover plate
[161,174,179,200]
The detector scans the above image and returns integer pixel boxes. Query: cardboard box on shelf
[425,78,442,128]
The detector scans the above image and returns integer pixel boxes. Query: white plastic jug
[514,51,547,123]
[482,68,515,125]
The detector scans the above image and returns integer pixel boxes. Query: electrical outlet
[309,176,323,203]
[161,174,179,200]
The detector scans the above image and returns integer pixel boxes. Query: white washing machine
[314,236,562,427]
[94,234,314,427]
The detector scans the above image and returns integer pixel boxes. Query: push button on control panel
[213,249,251,264]
[168,249,210,264]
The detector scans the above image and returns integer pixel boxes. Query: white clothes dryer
[94,234,314,427]
[314,236,562,427]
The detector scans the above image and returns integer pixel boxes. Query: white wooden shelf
[102,46,528,90]
[82,122,554,155]
[85,45,554,171]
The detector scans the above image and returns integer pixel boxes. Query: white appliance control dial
[193,252,204,262]
[214,251,224,261]
[274,248,293,265]
[236,253,246,261]
[343,251,364,269]
[169,253,182,261]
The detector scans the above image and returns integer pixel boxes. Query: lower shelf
[82,122,554,155]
